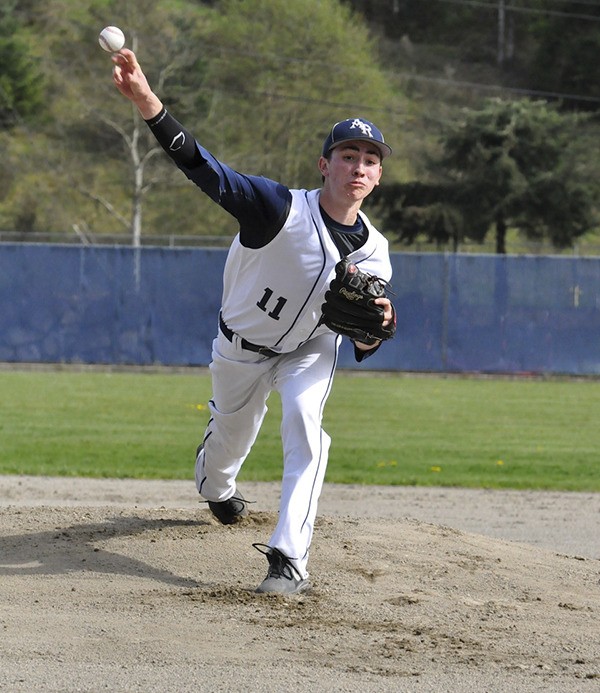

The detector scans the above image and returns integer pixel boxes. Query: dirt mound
[0,480,598,692]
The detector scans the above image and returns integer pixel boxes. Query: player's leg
[195,332,275,506]
[255,332,340,592]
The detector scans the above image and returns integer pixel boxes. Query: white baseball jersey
[221,188,392,352]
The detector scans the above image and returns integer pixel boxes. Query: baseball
[98,26,125,53]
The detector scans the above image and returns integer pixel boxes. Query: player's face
[320,141,383,204]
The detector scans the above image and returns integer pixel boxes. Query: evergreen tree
[377,98,597,253]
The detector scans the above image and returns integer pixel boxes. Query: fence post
[442,252,450,370]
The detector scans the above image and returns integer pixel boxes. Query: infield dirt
[0,476,598,692]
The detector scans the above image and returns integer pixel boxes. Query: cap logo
[323,117,391,158]
[350,118,373,138]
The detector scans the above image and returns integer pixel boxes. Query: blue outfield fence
[1,244,599,375]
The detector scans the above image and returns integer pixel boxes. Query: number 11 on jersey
[257,288,288,321]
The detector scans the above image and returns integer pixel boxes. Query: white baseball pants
[195,329,340,579]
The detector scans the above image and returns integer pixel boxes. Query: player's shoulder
[289,187,322,204]
[254,176,293,206]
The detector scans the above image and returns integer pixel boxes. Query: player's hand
[112,49,163,119]
[354,298,395,351]
[375,297,394,327]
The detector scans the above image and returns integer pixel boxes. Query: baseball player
[112,48,395,595]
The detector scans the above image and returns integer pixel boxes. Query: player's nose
[353,160,366,175]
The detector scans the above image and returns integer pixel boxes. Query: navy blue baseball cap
[322,118,392,159]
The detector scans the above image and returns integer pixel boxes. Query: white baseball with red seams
[98,26,125,53]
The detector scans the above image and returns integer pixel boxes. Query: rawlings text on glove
[321,258,396,346]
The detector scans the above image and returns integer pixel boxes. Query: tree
[98,0,401,241]
[1,0,403,243]
[372,181,465,251]
[199,0,399,188]
[528,1,600,109]
[76,2,212,248]
[376,98,598,254]
[443,98,596,253]
[1,0,212,242]
[0,4,45,128]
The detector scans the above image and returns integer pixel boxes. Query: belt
[219,313,280,358]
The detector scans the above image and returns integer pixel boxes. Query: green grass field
[1,368,598,491]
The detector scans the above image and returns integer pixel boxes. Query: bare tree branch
[76,188,130,229]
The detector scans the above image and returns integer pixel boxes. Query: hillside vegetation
[1,0,599,254]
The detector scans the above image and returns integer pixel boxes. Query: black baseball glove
[321,258,396,346]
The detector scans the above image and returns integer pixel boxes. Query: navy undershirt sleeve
[145,108,291,248]
[182,150,291,249]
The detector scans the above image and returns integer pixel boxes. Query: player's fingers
[112,51,138,76]
[374,297,393,324]
[122,48,142,73]
[112,64,123,85]
[117,47,135,62]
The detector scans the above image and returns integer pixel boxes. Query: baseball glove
[321,258,396,346]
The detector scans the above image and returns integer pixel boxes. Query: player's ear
[318,156,329,178]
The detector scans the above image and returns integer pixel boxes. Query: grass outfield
[1,368,598,492]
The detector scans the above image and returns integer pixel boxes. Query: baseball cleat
[207,489,249,524]
[253,543,311,595]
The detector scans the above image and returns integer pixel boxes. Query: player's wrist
[136,94,164,121]
[353,338,380,351]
